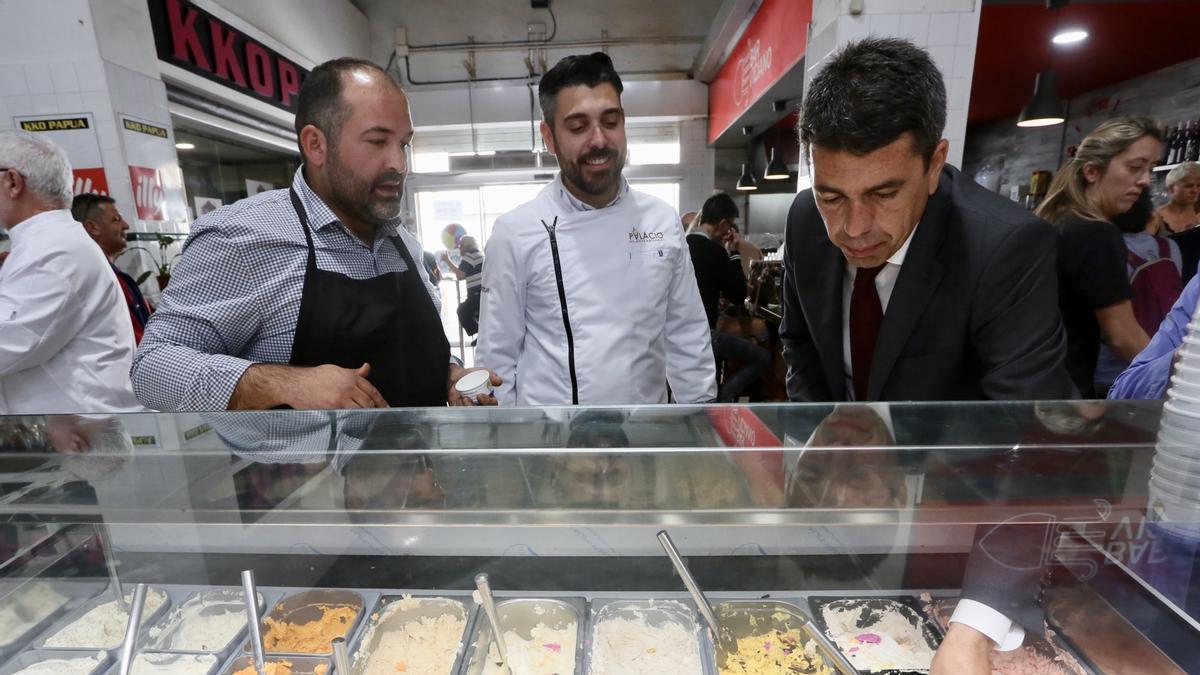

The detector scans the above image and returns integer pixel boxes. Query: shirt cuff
[949,599,1026,652]
[448,354,463,367]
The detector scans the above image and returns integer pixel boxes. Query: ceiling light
[736,163,758,191]
[765,148,789,180]
[1017,69,1065,128]
[175,142,195,150]
[1052,29,1088,45]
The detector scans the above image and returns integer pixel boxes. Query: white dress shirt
[0,209,141,414]
[839,224,1024,652]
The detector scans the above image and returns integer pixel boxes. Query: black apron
[287,188,449,407]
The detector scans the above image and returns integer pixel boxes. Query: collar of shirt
[7,209,74,248]
[553,173,629,212]
[688,228,712,240]
[292,167,403,242]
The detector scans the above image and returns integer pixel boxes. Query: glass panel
[631,182,680,211]
[0,401,1194,673]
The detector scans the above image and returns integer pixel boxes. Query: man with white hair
[0,130,141,414]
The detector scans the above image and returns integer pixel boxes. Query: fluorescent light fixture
[175,142,195,150]
[1052,29,1088,45]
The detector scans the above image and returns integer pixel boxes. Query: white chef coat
[0,209,142,414]
[476,175,716,406]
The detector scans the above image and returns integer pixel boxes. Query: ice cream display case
[0,400,1196,674]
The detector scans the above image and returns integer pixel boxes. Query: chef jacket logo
[629,228,665,243]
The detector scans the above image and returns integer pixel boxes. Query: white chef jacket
[476,176,716,406]
[0,209,141,414]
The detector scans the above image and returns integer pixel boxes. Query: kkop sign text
[147,0,309,112]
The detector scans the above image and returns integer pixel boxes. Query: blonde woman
[1036,116,1163,397]
[1156,162,1200,233]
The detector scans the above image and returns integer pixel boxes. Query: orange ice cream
[261,605,357,654]
[232,660,329,675]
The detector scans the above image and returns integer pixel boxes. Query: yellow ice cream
[720,629,834,675]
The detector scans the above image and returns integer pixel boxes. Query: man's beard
[327,151,406,227]
[560,145,625,197]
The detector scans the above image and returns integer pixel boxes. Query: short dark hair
[799,37,946,164]
[71,192,114,223]
[698,192,739,226]
[538,52,624,125]
[1112,187,1155,234]
[294,57,400,160]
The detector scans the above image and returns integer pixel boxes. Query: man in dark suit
[780,38,1077,673]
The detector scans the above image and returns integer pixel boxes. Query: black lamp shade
[1017,69,1065,128]
[765,148,789,180]
[736,163,758,191]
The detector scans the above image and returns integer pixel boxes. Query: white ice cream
[590,614,703,675]
[44,587,168,649]
[356,597,466,675]
[10,653,104,675]
[147,590,258,652]
[480,623,576,675]
[0,583,71,646]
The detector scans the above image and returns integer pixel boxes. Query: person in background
[1036,117,1162,398]
[421,249,441,284]
[132,58,497,411]
[441,235,484,339]
[1155,162,1200,234]
[1093,188,1183,394]
[0,130,141,413]
[476,52,714,406]
[71,194,153,345]
[1110,272,1200,400]
[687,193,769,401]
[680,210,698,229]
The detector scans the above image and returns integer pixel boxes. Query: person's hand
[447,364,501,406]
[287,363,389,409]
[0,250,9,265]
[930,623,992,675]
[723,229,742,253]
[46,415,112,453]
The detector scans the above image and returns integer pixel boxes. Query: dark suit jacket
[780,165,1077,402]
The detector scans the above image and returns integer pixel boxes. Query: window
[631,182,680,212]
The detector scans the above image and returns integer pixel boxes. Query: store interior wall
[208,0,370,64]
[962,57,1200,203]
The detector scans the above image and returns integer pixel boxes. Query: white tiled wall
[679,118,717,214]
[803,0,982,171]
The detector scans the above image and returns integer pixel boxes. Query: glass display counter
[0,400,1195,674]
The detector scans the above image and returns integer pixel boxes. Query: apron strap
[289,187,319,270]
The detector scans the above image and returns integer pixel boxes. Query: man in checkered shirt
[131,58,499,412]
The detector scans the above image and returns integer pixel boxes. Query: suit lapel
[797,221,848,400]
[867,172,951,400]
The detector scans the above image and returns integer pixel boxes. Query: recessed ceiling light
[175,142,195,150]
[1052,29,1088,45]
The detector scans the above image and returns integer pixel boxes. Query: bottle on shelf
[1162,125,1176,165]
[1188,120,1200,163]
[1167,124,1180,165]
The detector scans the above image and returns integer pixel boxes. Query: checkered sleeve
[131,220,266,412]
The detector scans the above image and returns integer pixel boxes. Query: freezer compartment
[221,655,330,675]
[0,649,110,675]
[247,589,366,657]
[585,598,714,675]
[714,600,856,675]
[35,585,171,652]
[350,593,475,675]
[144,588,272,658]
[461,597,585,675]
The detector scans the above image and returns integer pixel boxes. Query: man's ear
[539,121,557,156]
[299,125,329,168]
[926,139,950,195]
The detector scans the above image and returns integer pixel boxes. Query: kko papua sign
[147,0,309,113]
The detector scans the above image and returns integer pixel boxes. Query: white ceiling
[350,0,726,83]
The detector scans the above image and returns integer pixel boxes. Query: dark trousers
[457,292,481,336]
[712,329,770,402]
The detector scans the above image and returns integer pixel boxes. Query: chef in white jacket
[477,53,716,406]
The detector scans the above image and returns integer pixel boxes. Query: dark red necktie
[850,264,886,401]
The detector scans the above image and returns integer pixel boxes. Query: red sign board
[72,168,109,197]
[129,166,166,221]
[147,0,308,112]
[708,0,813,145]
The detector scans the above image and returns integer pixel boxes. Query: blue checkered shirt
[131,168,443,412]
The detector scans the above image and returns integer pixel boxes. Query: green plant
[121,233,180,285]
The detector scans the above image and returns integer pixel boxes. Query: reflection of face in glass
[788,407,906,508]
[548,419,637,508]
